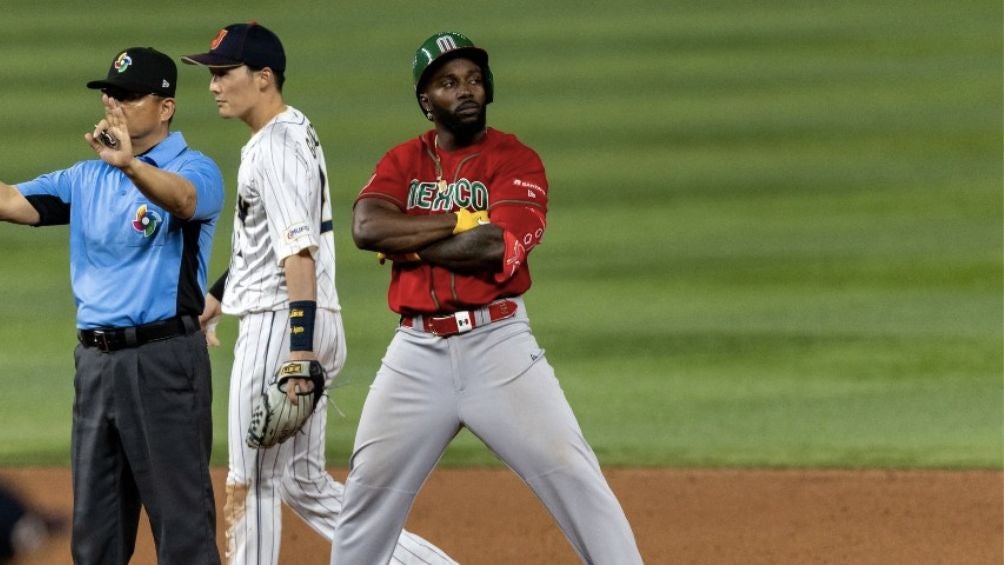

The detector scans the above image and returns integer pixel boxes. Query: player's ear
[258,68,276,91]
[420,95,433,121]
[159,97,176,124]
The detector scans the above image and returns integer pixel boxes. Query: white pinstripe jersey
[221,106,340,315]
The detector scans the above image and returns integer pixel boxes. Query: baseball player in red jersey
[330,32,643,564]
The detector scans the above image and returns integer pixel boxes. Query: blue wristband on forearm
[289,300,317,352]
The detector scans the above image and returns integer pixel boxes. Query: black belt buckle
[92,330,112,353]
[79,317,192,352]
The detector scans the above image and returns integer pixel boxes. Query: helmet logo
[436,35,458,53]
[210,29,228,50]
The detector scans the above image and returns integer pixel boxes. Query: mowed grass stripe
[0,0,998,467]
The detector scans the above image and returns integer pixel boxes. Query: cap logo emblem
[436,35,458,53]
[210,29,228,50]
[114,52,132,73]
[162,79,170,88]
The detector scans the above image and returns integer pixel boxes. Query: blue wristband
[289,300,317,352]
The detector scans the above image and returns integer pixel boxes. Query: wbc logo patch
[114,52,132,73]
[131,204,161,237]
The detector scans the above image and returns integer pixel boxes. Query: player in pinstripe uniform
[184,23,457,565]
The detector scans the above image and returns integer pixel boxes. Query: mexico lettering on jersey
[357,128,548,315]
[222,106,340,315]
[406,179,489,211]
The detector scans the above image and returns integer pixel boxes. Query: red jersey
[358,128,548,315]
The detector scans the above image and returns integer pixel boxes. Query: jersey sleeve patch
[274,220,319,264]
[284,222,311,243]
[512,178,545,200]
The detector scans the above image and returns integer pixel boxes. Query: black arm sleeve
[208,269,229,301]
[25,195,70,226]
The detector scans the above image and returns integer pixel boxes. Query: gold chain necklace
[433,135,448,193]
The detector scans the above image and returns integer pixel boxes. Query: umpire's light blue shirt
[17,132,224,329]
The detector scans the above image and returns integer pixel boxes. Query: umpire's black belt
[77,315,199,352]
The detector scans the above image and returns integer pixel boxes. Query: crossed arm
[352,197,503,272]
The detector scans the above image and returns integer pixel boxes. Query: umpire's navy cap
[181,22,285,75]
[86,47,177,97]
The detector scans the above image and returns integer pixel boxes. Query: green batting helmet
[412,31,494,117]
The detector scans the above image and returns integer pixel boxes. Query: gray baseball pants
[330,297,642,564]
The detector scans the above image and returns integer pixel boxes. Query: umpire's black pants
[71,330,219,565]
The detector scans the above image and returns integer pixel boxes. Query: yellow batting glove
[453,209,490,235]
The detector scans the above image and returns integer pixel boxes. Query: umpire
[0,48,224,563]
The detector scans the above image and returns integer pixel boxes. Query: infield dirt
[3,467,1000,564]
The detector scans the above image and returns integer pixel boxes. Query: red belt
[401,299,518,337]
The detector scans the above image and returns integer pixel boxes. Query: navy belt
[77,316,198,352]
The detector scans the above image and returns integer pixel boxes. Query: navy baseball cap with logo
[181,22,285,76]
[87,47,177,97]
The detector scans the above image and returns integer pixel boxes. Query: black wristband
[289,300,317,352]
[208,269,229,301]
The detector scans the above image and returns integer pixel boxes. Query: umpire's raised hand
[85,94,133,165]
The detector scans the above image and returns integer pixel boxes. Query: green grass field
[0,0,999,469]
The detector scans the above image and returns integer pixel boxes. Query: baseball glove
[246,360,326,449]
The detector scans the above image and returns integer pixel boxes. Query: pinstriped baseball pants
[226,308,455,565]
